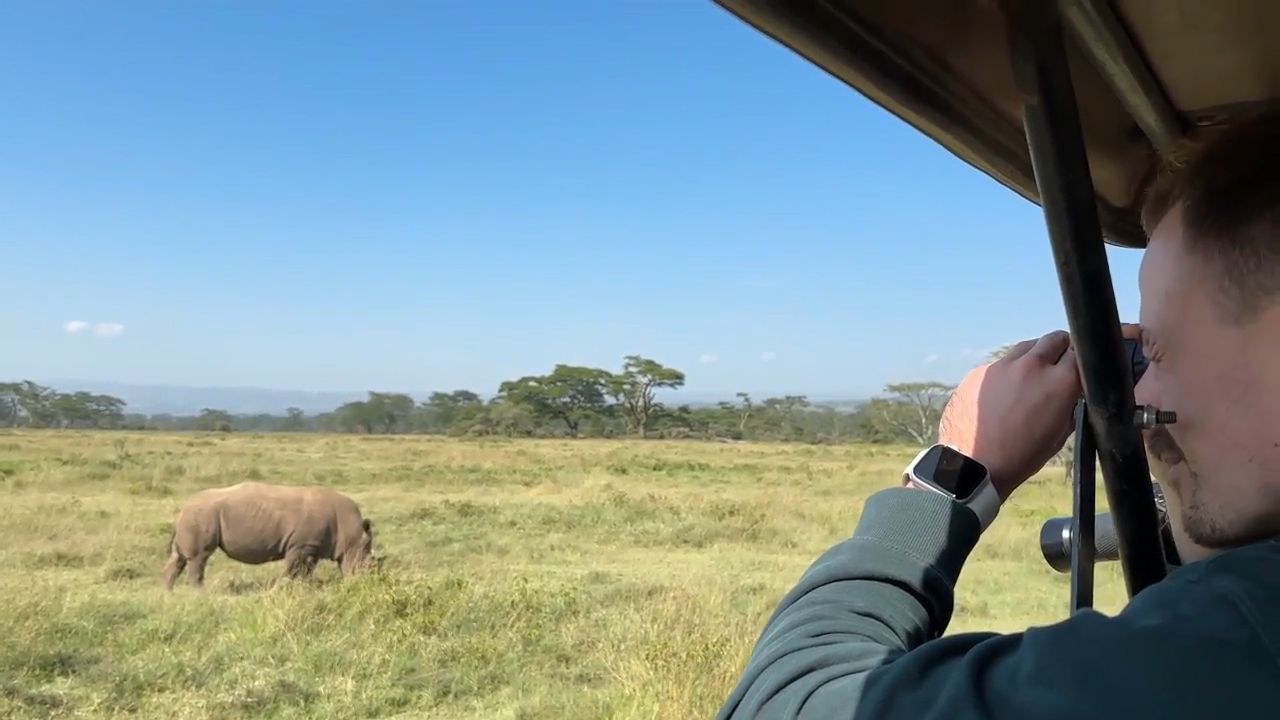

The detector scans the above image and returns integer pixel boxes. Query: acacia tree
[498,364,614,436]
[10,381,58,427]
[282,407,307,431]
[195,408,234,432]
[333,392,415,434]
[734,392,753,434]
[752,395,811,440]
[48,392,125,428]
[864,381,955,444]
[608,355,685,437]
[419,390,483,432]
[0,383,125,428]
[0,383,19,427]
[365,392,415,433]
[86,394,126,427]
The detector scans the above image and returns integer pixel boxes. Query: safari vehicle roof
[712,0,1280,249]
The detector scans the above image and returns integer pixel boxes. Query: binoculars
[1038,337,1182,573]
[1040,482,1181,572]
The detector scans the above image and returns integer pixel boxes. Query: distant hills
[38,380,372,416]
[35,379,869,416]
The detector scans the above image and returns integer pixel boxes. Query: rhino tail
[161,521,187,591]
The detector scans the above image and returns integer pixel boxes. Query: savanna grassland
[0,430,1126,719]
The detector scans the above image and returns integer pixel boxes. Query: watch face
[916,445,988,499]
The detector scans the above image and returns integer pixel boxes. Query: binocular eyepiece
[1123,337,1177,428]
[1124,336,1148,384]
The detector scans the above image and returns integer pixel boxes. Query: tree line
[0,381,127,429]
[1,355,961,445]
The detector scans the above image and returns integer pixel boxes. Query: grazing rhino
[162,481,375,590]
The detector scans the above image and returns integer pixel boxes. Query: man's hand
[937,330,1081,500]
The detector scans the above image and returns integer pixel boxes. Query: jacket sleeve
[713,486,1158,720]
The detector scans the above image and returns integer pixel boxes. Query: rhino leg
[162,550,187,590]
[186,552,212,589]
[284,547,318,580]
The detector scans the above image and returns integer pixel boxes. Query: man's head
[1135,107,1280,559]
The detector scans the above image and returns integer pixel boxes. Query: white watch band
[903,445,1002,532]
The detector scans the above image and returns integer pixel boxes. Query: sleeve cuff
[851,486,985,588]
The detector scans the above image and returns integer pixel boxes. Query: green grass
[0,430,1126,719]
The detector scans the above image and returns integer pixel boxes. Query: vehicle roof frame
[711,0,1187,606]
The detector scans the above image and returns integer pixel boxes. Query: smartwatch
[902,444,1002,531]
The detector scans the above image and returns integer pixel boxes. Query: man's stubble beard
[1147,425,1280,550]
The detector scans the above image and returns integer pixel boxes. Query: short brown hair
[1140,106,1280,320]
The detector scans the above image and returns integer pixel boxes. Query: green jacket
[716,487,1280,719]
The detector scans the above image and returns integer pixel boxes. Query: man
[716,109,1280,719]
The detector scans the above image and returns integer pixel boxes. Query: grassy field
[0,430,1126,719]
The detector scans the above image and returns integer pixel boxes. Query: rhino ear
[362,519,372,534]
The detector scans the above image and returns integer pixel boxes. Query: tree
[48,392,125,428]
[608,355,685,437]
[8,381,58,427]
[734,392,753,434]
[195,408,233,432]
[864,382,955,444]
[51,393,87,428]
[650,403,697,438]
[498,364,614,436]
[456,398,537,437]
[365,392,415,434]
[756,395,812,440]
[334,401,375,433]
[282,407,307,431]
[419,390,483,433]
[332,392,415,434]
[87,394,126,427]
[0,383,20,427]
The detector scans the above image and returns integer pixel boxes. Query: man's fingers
[1057,346,1085,390]
[1120,323,1142,341]
[1056,345,1077,369]
[1028,330,1072,364]
[1001,338,1038,363]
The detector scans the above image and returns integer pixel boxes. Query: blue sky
[1,1,1143,400]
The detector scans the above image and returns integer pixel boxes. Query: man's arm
[718,331,1100,719]
[715,482,1270,720]
[715,485,989,719]
[716,327,1280,718]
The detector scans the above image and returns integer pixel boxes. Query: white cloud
[699,353,719,365]
[760,351,778,362]
[923,353,941,365]
[93,322,125,338]
[63,320,90,334]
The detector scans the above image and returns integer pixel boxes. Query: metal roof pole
[1060,0,1185,152]
[1001,0,1168,599]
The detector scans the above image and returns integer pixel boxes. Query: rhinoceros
[162,481,375,589]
